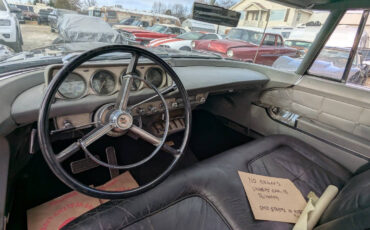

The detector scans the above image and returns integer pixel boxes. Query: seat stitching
[248,144,348,185]
[247,145,284,172]
[118,194,233,230]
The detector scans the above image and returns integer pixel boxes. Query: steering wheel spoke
[115,52,140,111]
[55,123,113,162]
[130,125,161,146]
[56,142,80,162]
[128,84,178,111]
[129,125,180,157]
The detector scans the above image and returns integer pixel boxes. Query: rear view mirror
[192,2,240,27]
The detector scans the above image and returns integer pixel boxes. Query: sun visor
[192,3,240,27]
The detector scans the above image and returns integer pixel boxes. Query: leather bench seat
[63,135,370,230]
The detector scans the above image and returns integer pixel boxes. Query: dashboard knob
[148,105,158,113]
[171,102,178,108]
[137,107,145,115]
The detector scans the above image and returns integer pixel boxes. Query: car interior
[0,0,369,230]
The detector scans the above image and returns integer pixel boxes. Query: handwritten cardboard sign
[238,171,307,223]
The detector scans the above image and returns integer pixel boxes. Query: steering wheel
[38,45,191,199]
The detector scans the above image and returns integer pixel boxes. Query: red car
[118,24,186,45]
[192,27,297,66]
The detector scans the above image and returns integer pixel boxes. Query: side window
[165,27,172,34]
[347,15,370,89]
[277,36,283,46]
[201,34,218,40]
[308,11,369,86]
[141,21,149,27]
[262,34,276,46]
[171,28,181,35]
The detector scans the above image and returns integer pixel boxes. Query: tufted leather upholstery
[63,135,370,230]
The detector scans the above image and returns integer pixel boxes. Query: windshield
[177,32,204,40]
[226,28,263,45]
[4,0,370,90]
[119,18,141,26]
[148,25,167,33]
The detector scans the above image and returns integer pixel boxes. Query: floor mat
[27,172,138,230]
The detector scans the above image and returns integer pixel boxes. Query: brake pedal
[70,155,100,174]
[106,146,120,179]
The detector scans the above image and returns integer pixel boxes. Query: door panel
[258,75,370,162]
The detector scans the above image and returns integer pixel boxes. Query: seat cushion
[63,135,352,230]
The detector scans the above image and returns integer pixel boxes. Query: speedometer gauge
[91,70,116,95]
[58,73,86,99]
[145,68,164,88]
[121,69,143,91]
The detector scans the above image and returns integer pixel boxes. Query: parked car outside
[148,31,222,51]
[0,0,23,52]
[118,24,186,45]
[182,19,216,33]
[192,27,297,66]
[22,10,38,21]
[48,9,78,33]
[38,8,52,25]
[112,18,150,30]
[54,14,134,45]
[8,5,24,24]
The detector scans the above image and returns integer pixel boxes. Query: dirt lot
[20,23,58,51]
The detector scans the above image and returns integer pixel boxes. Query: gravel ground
[20,23,58,51]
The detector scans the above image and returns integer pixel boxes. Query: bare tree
[171,4,188,18]
[83,0,96,8]
[54,0,81,10]
[151,1,166,14]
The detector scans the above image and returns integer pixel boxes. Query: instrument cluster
[49,64,170,100]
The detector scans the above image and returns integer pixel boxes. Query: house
[230,0,313,28]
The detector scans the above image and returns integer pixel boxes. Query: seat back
[315,169,370,230]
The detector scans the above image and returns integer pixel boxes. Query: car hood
[123,28,167,37]
[112,25,142,30]
[122,28,151,33]
[148,37,184,47]
[205,39,256,53]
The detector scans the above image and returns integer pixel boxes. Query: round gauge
[121,69,143,91]
[58,73,86,99]
[145,68,164,88]
[91,70,116,95]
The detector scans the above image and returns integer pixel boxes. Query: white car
[0,0,22,52]
[148,31,222,51]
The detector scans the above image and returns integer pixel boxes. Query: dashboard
[2,58,269,137]
[46,64,172,100]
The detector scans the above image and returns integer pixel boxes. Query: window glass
[177,32,204,40]
[277,36,283,46]
[171,28,181,35]
[263,34,276,46]
[201,34,219,40]
[308,11,363,81]
[0,0,6,11]
[347,15,370,89]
